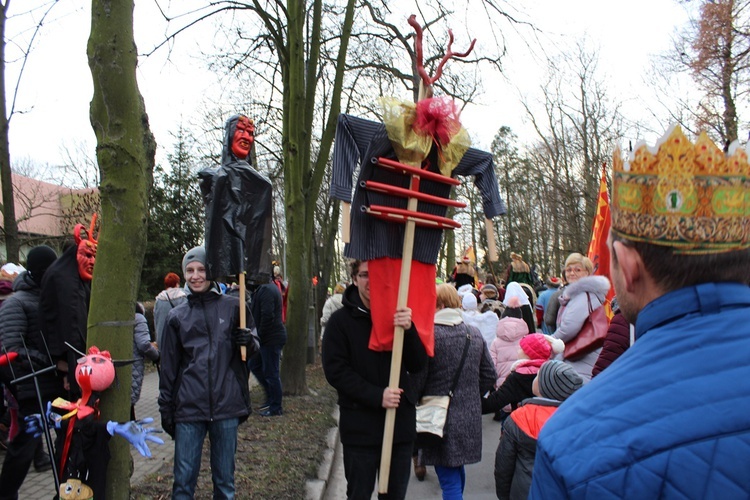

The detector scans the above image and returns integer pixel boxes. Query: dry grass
[131,364,337,499]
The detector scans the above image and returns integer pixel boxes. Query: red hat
[520,333,552,360]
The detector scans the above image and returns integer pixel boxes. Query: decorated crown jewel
[611,124,749,254]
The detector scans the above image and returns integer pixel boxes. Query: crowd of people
[0,241,288,498]
[1,225,745,499]
[1,125,748,499]
[322,202,748,499]
[319,250,595,499]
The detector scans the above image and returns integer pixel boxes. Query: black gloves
[161,413,175,439]
[233,327,260,357]
[233,327,252,346]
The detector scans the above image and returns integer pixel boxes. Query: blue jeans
[435,465,466,500]
[248,344,284,412]
[172,418,239,499]
[342,442,412,499]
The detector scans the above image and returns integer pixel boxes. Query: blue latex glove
[24,401,62,438]
[106,417,165,458]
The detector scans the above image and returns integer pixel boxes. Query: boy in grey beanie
[159,245,258,497]
[181,246,207,276]
[535,360,583,402]
[494,361,583,500]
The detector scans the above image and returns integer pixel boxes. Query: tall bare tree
[0,1,17,262]
[518,43,622,275]
[275,0,356,392]
[86,0,155,496]
[0,1,58,262]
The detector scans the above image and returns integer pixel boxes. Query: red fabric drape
[367,257,435,357]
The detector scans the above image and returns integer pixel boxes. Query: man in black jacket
[0,245,59,498]
[322,260,428,500]
[39,232,96,399]
[158,246,256,498]
[248,279,286,416]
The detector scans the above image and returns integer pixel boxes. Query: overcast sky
[7,0,691,174]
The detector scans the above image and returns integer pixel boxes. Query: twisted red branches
[408,14,476,88]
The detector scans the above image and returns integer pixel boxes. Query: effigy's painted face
[75,349,115,392]
[76,240,97,282]
[231,116,255,159]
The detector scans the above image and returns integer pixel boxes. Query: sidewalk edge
[305,405,340,500]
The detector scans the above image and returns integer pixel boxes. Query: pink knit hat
[520,333,556,360]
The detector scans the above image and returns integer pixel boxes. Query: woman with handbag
[552,253,611,382]
[413,284,496,499]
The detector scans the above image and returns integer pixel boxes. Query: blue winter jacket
[529,282,750,499]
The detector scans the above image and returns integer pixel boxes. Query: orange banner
[587,164,615,314]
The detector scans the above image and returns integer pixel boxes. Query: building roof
[0,173,98,238]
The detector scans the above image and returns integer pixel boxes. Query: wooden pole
[239,272,247,361]
[378,175,419,494]
[485,218,498,262]
[342,202,351,243]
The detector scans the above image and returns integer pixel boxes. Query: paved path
[3,368,172,499]
[6,371,507,499]
[323,413,502,499]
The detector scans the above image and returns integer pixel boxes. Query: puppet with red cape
[329,15,505,493]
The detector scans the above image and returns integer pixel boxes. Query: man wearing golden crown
[529,125,750,497]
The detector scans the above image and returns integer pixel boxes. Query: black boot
[413,450,426,481]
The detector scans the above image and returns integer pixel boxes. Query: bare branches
[142,4,244,58]
[6,0,58,123]
[408,14,476,88]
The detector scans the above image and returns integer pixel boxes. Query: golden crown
[611,125,749,254]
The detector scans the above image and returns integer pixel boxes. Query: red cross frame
[363,156,466,492]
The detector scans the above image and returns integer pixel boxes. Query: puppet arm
[24,401,62,438]
[106,417,164,458]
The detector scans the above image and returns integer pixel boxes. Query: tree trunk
[87,1,155,497]
[0,3,19,263]
[279,0,310,395]
[313,198,340,354]
[280,0,355,394]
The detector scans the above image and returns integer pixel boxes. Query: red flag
[587,164,615,312]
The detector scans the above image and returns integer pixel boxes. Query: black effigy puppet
[199,115,274,283]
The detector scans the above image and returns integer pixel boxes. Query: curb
[305,406,340,500]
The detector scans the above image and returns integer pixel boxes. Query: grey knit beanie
[182,246,207,275]
[537,361,583,401]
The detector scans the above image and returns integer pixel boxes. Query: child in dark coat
[494,360,583,500]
